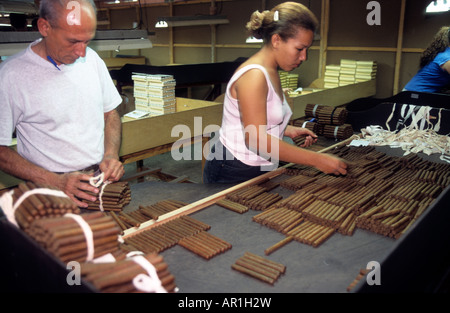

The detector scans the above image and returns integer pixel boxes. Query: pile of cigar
[80,252,176,293]
[231,252,286,285]
[84,181,131,212]
[278,145,449,240]
[178,231,232,260]
[253,206,304,234]
[123,215,211,254]
[225,185,283,211]
[11,182,80,230]
[109,199,188,231]
[216,198,249,214]
[26,211,121,263]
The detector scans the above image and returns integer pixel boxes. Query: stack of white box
[132,73,176,116]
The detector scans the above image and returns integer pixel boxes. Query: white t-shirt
[0,39,122,172]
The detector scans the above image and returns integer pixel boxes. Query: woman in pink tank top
[203,2,347,184]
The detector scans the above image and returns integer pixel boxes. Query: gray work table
[125,180,396,293]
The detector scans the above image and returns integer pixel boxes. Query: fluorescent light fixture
[425,0,449,13]
[154,15,229,28]
[245,36,263,43]
[0,29,153,56]
[155,20,168,28]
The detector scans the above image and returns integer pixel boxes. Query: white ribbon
[127,252,167,293]
[0,188,69,227]
[65,213,95,262]
[89,172,111,212]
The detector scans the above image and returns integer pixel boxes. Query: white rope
[0,188,69,227]
[89,172,111,212]
[64,213,95,262]
[126,251,167,293]
[360,105,450,162]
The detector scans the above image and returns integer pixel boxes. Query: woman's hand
[314,153,348,176]
[285,125,318,147]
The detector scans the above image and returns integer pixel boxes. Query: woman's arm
[235,69,347,175]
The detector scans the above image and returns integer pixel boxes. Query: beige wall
[101,0,450,99]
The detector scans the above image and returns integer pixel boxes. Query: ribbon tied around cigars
[0,188,69,227]
[89,172,111,212]
[126,251,167,293]
[64,213,95,262]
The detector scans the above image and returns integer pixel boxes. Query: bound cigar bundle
[293,118,322,134]
[11,182,80,230]
[305,104,348,125]
[231,252,286,285]
[26,211,121,263]
[322,124,354,140]
[80,252,177,293]
[84,181,131,212]
[178,230,232,260]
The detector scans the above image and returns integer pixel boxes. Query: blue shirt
[404,47,450,93]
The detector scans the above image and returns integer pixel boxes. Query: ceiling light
[154,15,229,28]
[426,0,449,13]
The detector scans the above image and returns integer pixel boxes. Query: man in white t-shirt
[0,0,124,207]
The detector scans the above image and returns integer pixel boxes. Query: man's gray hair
[39,0,97,26]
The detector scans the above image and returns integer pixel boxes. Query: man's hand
[99,155,124,182]
[56,172,99,208]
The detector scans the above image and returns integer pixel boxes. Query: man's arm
[100,109,124,181]
[0,146,99,207]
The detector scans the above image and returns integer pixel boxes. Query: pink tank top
[219,64,293,166]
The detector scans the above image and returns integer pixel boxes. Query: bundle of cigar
[84,181,131,212]
[285,220,335,247]
[305,104,348,125]
[322,124,354,140]
[231,252,286,285]
[11,182,80,230]
[252,206,304,234]
[293,118,322,134]
[123,215,211,254]
[137,199,188,220]
[80,253,176,293]
[108,199,189,231]
[242,192,283,210]
[26,212,121,263]
[226,185,267,204]
[275,191,316,211]
[280,174,317,191]
[178,231,232,260]
[216,198,249,214]
[301,200,353,230]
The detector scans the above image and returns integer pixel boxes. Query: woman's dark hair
[420,26,450,68]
